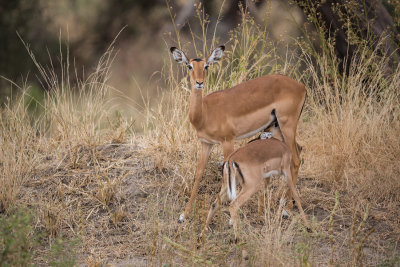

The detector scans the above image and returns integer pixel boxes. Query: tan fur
[201,138,310,241]
[170,47,306,221]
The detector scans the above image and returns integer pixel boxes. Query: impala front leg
[179,141,213,223]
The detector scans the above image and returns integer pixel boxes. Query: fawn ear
[206,45,225,65]
[170,47,189,65]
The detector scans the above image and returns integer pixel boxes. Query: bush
[0,208,34,266]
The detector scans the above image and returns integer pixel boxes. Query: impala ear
[207,45,225,64]
[170,47,189,65]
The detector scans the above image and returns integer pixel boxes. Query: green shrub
[0,208,34,266]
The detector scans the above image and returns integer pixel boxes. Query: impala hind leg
[275,116,301,215]
[284,154,301,213]
[283,166,310,229]
[179,142,213,223]
[229,183,260,242]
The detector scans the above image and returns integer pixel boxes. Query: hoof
[282,210,290,220]
[177,213,185,223]
[306,227,312,233]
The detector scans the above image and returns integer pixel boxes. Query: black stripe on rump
[228,161,232,193]
[233,162,245,185]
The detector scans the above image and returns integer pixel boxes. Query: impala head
[170,46,225,89]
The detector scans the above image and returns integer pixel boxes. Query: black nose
[196,81,203,85]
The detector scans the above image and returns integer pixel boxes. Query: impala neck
[189,88,204,129]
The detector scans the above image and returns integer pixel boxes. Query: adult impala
[170,45,306,223]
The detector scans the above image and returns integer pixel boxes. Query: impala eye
[204,65,209,70]
[187,64,193,70]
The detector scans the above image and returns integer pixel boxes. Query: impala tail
[227,161,236,201]
[226,161,245,201]
[223,162,233,201]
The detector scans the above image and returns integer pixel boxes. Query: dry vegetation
[1,5,400,267]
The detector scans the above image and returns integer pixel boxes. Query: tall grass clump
[299,36,400,204]
[30,43,115,146]
[296,41,400,265]
[0,88,42,213]
[0,39,125,263]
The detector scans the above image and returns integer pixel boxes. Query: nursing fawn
[200,133,310,241]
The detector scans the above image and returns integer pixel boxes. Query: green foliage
[0,207,78,266]
[296,242,312,267]
[47,236,79,267]
[377,256,400,267]
[24,85,45,118]
[0,208,34,266]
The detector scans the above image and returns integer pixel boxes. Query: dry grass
[1,4,400,267]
